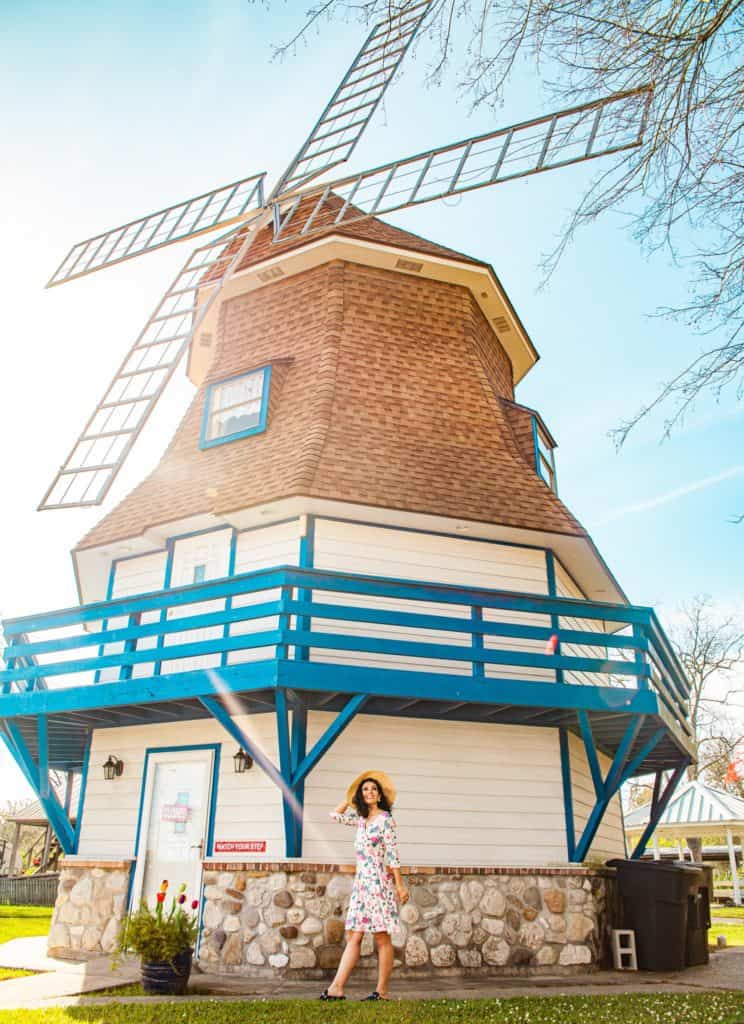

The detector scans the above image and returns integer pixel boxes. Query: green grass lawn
[710,922,744,946]
[0,995,742,1024]
[714,907,744,920]
[0,906,52,946]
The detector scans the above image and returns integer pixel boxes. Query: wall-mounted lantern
[102,755,124,781]
[233,748,253,774]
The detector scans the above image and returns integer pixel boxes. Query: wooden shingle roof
[78,214,586,552]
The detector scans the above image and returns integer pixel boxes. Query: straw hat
[346,770,396,807]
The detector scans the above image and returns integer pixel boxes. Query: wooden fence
[0,874,58,906]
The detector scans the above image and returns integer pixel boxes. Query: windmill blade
[46,172,266,288]
[273,87,653,242]
[39,210,272,510]
[271,0,432,199]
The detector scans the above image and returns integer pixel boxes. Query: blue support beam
[37,715,50,799]
[73,731,92,852]
[200,687,367,857]
[630,763,688,860]
[559,727,575,861]
[291,694,367,788]
[199,694,286,791]
[2,721,75,853]
[289,698,308,856]
[275,688,299,856]
[572,714,646,863]
[577,711,603,799]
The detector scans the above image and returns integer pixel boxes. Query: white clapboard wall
[76,710,625,866]
[310,519,553,681]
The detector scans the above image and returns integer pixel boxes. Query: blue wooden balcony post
[633,623,650,689]
[471,606,484,680]
[119,612,141,681]
[545,552,563,684]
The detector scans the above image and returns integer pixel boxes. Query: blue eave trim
[199,365,272,450]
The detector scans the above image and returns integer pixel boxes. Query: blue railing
[0,566,690,738]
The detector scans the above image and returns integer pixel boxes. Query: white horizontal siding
[164,529,233,675]
[77,716,284,861]
[99,552,168,683]
[229,521,302,665]
[310,520,549,678]
[77,711,626,866]
[568,732,626,862]
[98,524,304,682]
[302,713,568,865]
[554,559,623,689]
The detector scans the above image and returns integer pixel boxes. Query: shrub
[117,881,199,964]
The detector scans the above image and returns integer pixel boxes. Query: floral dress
[330,809,401,933]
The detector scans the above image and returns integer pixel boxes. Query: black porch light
[102,755,124,781]
[233,748,253,774]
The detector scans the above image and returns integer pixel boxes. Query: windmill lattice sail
[38,213,268,510]
[274,87,652,242]
[271,0,432,198]
[47,173,266,288]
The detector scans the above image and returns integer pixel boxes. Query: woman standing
[320,770,409,1002]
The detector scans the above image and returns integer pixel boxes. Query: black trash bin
[608,859,704,971]
[686,864,712,966]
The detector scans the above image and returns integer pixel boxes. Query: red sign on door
[214,840,267,854]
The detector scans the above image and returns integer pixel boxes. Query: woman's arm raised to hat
[330,800,359,825]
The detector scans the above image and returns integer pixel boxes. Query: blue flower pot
[140,949,193,995]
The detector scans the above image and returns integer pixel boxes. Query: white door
[131,749,215,909]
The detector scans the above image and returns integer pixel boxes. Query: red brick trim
[202,860,613,877]
[61,859,133,869]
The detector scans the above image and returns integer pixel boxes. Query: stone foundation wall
[199,862,614,978]
[48,860,132,960]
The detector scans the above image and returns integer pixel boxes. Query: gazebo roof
[6,777,79,826]
[625,779,744,832]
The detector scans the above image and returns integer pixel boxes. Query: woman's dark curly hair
[352,777,393,818]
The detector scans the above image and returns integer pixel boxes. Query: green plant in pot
[117,880,200,994]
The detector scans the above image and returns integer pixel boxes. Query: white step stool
[611,929,638,970]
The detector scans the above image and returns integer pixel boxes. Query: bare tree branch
[271,0,744,443]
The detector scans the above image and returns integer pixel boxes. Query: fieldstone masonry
[48,860,132,960]
[199,862,614,978]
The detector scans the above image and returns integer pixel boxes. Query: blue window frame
[532,415,558,494]
[200,365,271,449]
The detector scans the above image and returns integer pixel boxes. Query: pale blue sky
[0,2,741,798]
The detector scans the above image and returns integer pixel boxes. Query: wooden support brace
[1,721,75,853]
[572,715,645,863]
[630,763,688,860]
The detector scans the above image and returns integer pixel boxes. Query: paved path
[0,937,138,1009]
[0,936,743,1010]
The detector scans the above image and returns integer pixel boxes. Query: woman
[320,770,409,1002]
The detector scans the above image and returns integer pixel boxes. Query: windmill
[39,0,651,511]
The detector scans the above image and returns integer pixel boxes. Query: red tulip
[191,900,199,910]
[156,891,166,904]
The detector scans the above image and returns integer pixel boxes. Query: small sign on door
[214,840,267,853]
[161,804,193,823]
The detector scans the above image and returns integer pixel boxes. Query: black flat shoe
[319,989,346,1000]
[362,991,388,1001]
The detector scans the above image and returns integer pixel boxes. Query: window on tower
[200,366,272,449]
[532,417,557,494]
